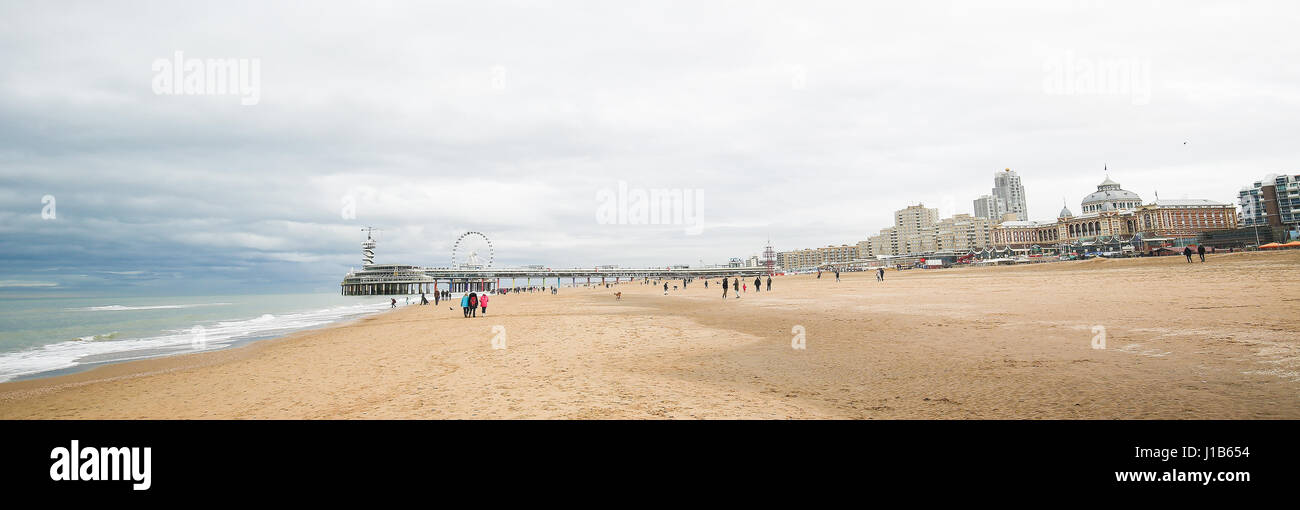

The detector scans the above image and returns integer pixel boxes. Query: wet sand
[2,250,1297,419]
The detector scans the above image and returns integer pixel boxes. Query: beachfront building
[865,205,994,257]
[868,227,897,257]
[856,239,874,259]
[776,244,861,270]
[990,174,1237,255]
[819,244,858,266]
[777,248,817,271]
[1132,200,1237,239]
[895,204,939,236]
[992,168,1029,221]
[878,204,940,255]
[973,194,1003,220]
[1081,176,1143,213]
[935,214,994,253]
[866,226,934,256]
[1239,173,1300,230]
[991,219,1062,256]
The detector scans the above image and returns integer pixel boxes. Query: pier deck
[341,264,771,295]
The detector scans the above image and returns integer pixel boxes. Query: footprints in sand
[1116,344,1172,358]
[1106,327,1300,386]
[1243,342,1300,383]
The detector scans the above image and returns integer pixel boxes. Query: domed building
[1081,176,1143,214]
[991,170,1237,257]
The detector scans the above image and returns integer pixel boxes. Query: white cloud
[0,281,58,288]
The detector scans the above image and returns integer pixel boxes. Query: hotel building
[990,175,1236,255]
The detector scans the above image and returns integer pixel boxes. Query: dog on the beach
[615,292,622,300]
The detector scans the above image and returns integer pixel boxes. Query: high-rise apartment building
[992,169,1028,221]
[1239,173,1300,229]
[973,194,1003,220]
[865,204,992,257]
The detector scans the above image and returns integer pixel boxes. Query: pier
[340,230,770,296]
[340,264,770,295]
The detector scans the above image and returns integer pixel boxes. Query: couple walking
[720,277,741,299]
[722,277,737,299]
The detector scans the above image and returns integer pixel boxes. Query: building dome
[1058,205,1073,218]
[1081,176,1142,213]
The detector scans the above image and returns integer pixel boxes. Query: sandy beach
[2,250,1297,419]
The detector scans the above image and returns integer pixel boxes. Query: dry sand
[2,250,1298,419]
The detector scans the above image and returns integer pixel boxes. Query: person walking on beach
[705,280,708,289]
[834,269,840,282]
[420,293,428,305]
[743,282,747,293]
[391,298,396,308]
[722,277,729,299]
[1198,244,1206,263]
[479,293,489,315]
[468,293,479,318]
[766,276,772,291]
[664,282,669,295]
[434,292,440,306]
[754,276,762,293]
[460,294,470,317]
[1183,246,1194,263]
[878,267,885,282]
[733,279,739,298]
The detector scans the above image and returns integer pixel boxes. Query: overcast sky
[2,0,1296,295]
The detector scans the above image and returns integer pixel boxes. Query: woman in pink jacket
[479,293,489,315]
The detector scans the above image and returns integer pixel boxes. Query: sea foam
[1,301,390,382]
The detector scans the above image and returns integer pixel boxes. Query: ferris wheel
[451,231,494,269]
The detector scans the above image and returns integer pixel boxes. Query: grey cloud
[1,1,1296,294]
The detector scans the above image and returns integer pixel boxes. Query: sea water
[0,293,402,382]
